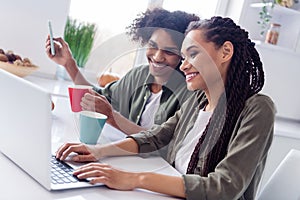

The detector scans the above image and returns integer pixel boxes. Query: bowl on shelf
[0,61,39,77]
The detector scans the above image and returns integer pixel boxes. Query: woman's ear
[221,41,234,62]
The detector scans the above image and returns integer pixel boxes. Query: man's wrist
[64,58,77,70]
[107,110,121,129]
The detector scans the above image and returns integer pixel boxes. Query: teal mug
[79,111,107,144]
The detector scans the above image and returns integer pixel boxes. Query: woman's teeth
[186,72,198,80]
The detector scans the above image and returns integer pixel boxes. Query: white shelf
[250,2,273,7]
[250,2,300,52]
[254,40,300,56]
[273,4,300,16]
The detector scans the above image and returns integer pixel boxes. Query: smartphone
[48,20,55,56]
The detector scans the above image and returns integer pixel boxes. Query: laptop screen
[0,69,52,190]
[0,69,102,190]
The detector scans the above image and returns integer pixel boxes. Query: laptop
[0,69,100,190]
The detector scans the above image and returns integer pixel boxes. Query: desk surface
[0,80,182,200]
[25,75,71,98]
[0,152,181,200]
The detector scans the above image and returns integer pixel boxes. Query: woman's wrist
[135,172,147,189]
[94,144,105,159]
[135,172,155,189]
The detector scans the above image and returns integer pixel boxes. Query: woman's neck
[204,83,225,112]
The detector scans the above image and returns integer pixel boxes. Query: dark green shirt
[94,64,192,126]
[130,91,276,200]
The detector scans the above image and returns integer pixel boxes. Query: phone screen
[48,20,55,56]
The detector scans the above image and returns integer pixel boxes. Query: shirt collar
[144,67,186,93]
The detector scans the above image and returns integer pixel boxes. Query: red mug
[68,85,92,112]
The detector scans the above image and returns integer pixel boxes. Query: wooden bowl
[0,61,39,77]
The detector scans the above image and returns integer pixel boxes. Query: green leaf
[63,17,97,68]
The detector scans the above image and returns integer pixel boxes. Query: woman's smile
[185,72,199,82]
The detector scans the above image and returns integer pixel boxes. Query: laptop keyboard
[50,155,84,185]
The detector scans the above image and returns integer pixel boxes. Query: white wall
[223,0,246,22]
[0,0,71,78]
[257,45,300,120]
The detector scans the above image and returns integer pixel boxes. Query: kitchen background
[1,0,300,194]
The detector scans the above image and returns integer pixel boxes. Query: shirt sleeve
[183,95,276,200]
[93,70,136,113]
[128,107,183,157]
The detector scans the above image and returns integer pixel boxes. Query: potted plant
[257,0,275,36]
[257,0,299,36]
[56,17,97,80]
[64,17,97,68]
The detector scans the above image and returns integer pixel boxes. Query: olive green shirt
[129,90,276,200]
[94,64,192,126]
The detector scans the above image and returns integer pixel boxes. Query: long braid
[186,17,265,176]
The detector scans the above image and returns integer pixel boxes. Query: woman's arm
[110,110,147,134]
[73,163,186,198]
[137,173,185,198]
[99,138,139,158]
[56,138,139,161]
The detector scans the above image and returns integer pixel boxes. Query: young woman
[46,8,199,134]
[56,16,276,200]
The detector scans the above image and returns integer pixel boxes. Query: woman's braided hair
[186,16,265,176]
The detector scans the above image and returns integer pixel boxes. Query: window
[69,0,147,42]
[68,0,147,79]
[68,0,223,80]
[163,0,220,18]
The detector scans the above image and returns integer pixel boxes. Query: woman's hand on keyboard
[55,143,101,162]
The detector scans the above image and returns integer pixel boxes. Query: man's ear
[221,41,234,62]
